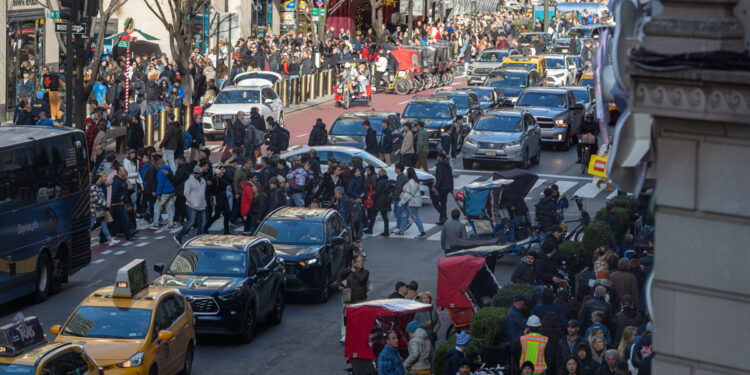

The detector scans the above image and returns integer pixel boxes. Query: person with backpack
[188,112,205,161]
[267,117,289,154]
[232,111,248,155]
[243,120,258,164]
[535,188,560,233]
[308,118,328,146]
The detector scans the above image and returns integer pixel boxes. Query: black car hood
[156,274,243,294]
[499,88,524,98]
[274,243,324,259]
[515,106,566,118]
[403,118,451,130]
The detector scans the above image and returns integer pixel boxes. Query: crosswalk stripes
[531,178,548,192]
[553,180,578,195]
[572,182,605,199]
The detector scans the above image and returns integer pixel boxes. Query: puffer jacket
[535,196,558,232]
[336,267,369,303]
[399,179,422,208]
[404,328,432,371]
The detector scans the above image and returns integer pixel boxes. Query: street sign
[315,0,324,7]
[55,23,88,34]
[124,17,135,34]
[312,15,319,21]
[46,10,59,19]
[312,8,319,16]
[117,40,130,48]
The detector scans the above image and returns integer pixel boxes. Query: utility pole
[65,7,74,127]
[407,0,413,40]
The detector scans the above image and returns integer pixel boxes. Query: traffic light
[86,0,99,18]
[60,0,82,22]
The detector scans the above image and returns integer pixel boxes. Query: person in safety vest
[514,315,549,374]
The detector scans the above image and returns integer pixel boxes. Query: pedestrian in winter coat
[400,123,415,166]
[511,253,538,285]
[14,100,34,125]
[240,180,254,230]
[535,188,559,232]
[414,122,429,172]
[440,209,466,251]
[308,118,328,146]
[432,153,453,224]
[363,120,379,155]
[175,167,207,244]
[413,291,441,345]
[608,259,640,311]
[611,295,644,345]
[579,286,614,332]
[531,288,569,333]
[160,115,182,171]
[404,322,432,373]
[507,297,527,356]
[367,170,392,236]
[380,119,393,163]
[576,343,598,375]
[267,177,288,212]
[248,180,267,233]
[336,255,369,341]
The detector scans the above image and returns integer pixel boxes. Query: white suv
[202,73,284,140]
[544,54,577,87]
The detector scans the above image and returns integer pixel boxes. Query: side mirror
[50,325,61,335]
[153,264,165,274]
[157,330,173,341]
[264,98,274,105]
[256,268,270,277]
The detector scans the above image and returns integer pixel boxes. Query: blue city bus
[0,126,91,304]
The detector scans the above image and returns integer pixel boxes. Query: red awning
[437,255,486,309]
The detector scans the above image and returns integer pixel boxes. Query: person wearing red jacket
[241,180,254,232]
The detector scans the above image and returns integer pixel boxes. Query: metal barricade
[281,79,289,107]
[158,110,167,141]
[290,77,299,105]
[326,70,333,96]
[301,75,309,102]
[182,105,193,131]
[146,114,154,146]
[317,70,326,98]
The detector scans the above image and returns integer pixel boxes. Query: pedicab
[454,169,539,254]
[344,299,432,375]
[382,48,420,95]
[334,59,372,109]
[437,255,501,340]
[445,244,506,272]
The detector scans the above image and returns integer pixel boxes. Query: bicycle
[564,196,591,241]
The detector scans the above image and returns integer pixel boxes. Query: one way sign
[55,23,88,34]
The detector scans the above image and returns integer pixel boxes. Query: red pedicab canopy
[436,255,487,309]
[391,48,420,71]
[344,299,431,360]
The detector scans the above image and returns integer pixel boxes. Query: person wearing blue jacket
[151,158,177,229]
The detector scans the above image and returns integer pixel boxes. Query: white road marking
[136,242,150,247]
[428,231,442,241]
[531,178,547,191]
[453,174,480,190]
[573,182,604,199]
[169,228,182,233]
[451,82,461,86]
[155,236,166,240]
[101,250,113,255]
[398,100,411,105]
[91,237,98,241]
[296,133,309,138]
[114,250,127,255]
[554,180,579,195]
[122,242,133,246]
[606,190,619,200]
[93,259,105,264]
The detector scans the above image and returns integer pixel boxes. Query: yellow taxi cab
[50,259,196,375]
[0,316,101,374]
[501,55,548,86]
[578,72,619,122]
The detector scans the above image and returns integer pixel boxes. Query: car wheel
[463,159,473,169]
[562,130,572,151]
[33,253,52,302]
[238,305,256,344]
[342,91,351,109]
[181,343,194,375]
[519,148,530,169]
[266,290,285,325]
[318,271,330,303]
[531,143,541,165]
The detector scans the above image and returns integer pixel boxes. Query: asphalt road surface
[1,76,616,374]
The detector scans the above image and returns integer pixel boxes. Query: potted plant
[582,220,614,254]
[471,307,510,368]
[558,240,585,274]
[432,333,483,375]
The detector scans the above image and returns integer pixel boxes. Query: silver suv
[467,48,520,85]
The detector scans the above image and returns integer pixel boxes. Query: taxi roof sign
[0,317,46,357]
[113,259,149,298]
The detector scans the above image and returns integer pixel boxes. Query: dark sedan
[456,86,506,110]
[255,207,352,303]
[154,235,285,343]
[328,111,402,154]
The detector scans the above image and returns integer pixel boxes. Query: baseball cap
[192,167,203,174]
[568,319,581,328]
[513,294,526,302]
[394,281,407,290]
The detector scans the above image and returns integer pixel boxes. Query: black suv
[401,97,463,154]
[154,235,285,343]
[255,207,352,303]
[431,89,484,130]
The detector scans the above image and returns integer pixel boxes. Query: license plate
[485,150,496,156]
[562,49,568,53]
[397,71,407,78]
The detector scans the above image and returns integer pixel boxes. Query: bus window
[0,148,32,213]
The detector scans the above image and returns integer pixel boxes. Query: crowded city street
[2,0,746,374]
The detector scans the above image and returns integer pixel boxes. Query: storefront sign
[11,0,39,8]
[281,12,295,25]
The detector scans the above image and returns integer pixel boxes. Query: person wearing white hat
[515,315,549,374]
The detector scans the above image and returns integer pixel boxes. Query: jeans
[433,190,450,220]
[400,205,425,233]
[91,216,112,241]
[177,207,205,241]
[164,149,176,172]
[393,200,405,231]
[245,144,256,164]
[146,101,164,116]
[417,152,429,172]
[290,192,305,207]
[110,204,133,240]
[129,190,138,208]
[154,193,176,226]
[206,200,231,234]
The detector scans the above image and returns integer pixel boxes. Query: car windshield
[517,92,566,108]
[330,117,386,136]
[403,103,452,119]
[579,78,594,88]
[547,58,565,69]
[434,94,469,110]
[236,73,280,84]
[477,51,509,62]
[572,90,590,103]
[354,151,389,168]
[474,116,523,132]
[256,220,325,245]
[473,89,495,102]
[485,74,528,88]
[0,364,34,375]
[169,249,247,276]
[502,62,537,71]
[214,90,260,104]
[61,306,152,339]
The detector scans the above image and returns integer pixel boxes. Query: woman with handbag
[394,167,427,237]
[337,256,369,344]
[362,166,377,232]
[90,173,119,246]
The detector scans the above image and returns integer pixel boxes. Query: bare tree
[144,0,210,106]
[370,0,385,48]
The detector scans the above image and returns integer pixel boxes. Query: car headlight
[300,257,319,267]
[506,140,522,148]
[204,111,214,118]
[465,137,478,146]
[218,288,243,301]
[468,66,475,72]
[555,119,567,127]
[118,352,144,368]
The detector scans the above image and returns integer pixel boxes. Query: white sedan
[281,145,435,205]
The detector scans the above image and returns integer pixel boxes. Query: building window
[7,18,46,111]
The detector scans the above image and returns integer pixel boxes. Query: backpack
[254,126,265,147]
[184,130,192,150]
[278,127,290,151]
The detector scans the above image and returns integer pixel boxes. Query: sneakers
[437,217,447,225]
[173,235,183,246]
[393,231,404,236]
[108,239,120,246]
[167,224,177,230]
[417,232,427,238]
[380,232,389,237]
